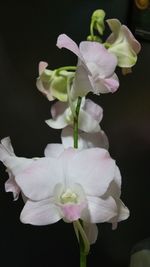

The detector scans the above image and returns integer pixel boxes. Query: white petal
[82,196,117,223]
[83,222,98,244]
[45,114,68,129]
[20,199,61,225]
[1,137,14,155]
[44,143,64,158]
[78,110,100,133]
[5,173,20,201]
[15,157,64,201]
[68,148,116,196]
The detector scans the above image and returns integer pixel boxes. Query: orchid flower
[57,34,119,99]
[36,61,74,102]
[45,98,102,133]
[0,142,128,243]
[106,19,141,69]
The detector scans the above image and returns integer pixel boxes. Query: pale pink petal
[95,73,119,94]
[56,34,84,61]
[80,130,109,149]
[84,99,103,123]
[15,157,64,201]
[68,148,116,196]
[72,65,92,98]
[79,41,117,77]
[61,204,83,222]
[44,144,64,158]
[78,109,100,133]
[20,199,61,225]
[82,196,117,223]
[5,174,20,200]
[39,61,48,75]
[83,222,98,244]
[51,101,68,119]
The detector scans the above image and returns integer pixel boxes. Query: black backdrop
[0,1,150,267]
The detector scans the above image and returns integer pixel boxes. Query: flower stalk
[73,96,82,148]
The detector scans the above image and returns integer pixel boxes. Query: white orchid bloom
[45,98,102,133]
[57,34,119,99]
[106,19,141,69]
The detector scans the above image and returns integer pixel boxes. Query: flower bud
[91,9,106,35]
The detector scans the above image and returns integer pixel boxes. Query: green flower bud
[91,9,106,35]
[87,35,102,42]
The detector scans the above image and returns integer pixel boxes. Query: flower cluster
[0,9,140,256]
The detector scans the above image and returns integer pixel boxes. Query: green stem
[90,20,95,40]
[56,66,77,74]
[73,97,82,149]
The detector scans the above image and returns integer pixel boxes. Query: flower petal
[83,222,98,244]
[44,144,64,158]
[39,61,48,75]
[78,110,100,133]
[68,148,116,196]
[56,34,84,61]
[84,99,103,123]
[20,199,61,225]
[82,196,117,223]
[5,173,20,200]
[79,41,117,77]
[15,157,64,201]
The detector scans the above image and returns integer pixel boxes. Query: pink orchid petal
[79,41,117,77]
[56,34,84,61]
[20,199,61,225]
[15,157,64,201]
[61,204,83,222]
[100,73,119,93]
[82,196,117,223]
[68,148,116,196]
[5,174,20,201]
[78,109,100,133]
[84,99,103,123]
[72,65,92,99]
[39,61,48,75]
[44,144,64,158]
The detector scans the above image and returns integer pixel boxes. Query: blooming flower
[45,98,102,133]
[57,34,119,99]
[106,19,141,69]
[36,61,73,102]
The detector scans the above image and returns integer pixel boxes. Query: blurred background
[0,1,150,266]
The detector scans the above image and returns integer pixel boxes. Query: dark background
[0,1,150,266]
